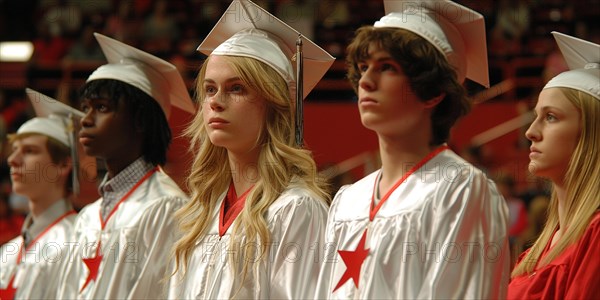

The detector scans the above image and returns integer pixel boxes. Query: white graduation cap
[15,88,94,195]
[197,0,335,101]
[197,0,334,146]
[87,33,196,117]
[375,0,489,88]
[544,31,600,100]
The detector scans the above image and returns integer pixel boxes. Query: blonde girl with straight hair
[167,1,334,298]
[513,89,600,275]
[508,32,600,299]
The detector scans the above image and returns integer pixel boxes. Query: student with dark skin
[55,33,195,299]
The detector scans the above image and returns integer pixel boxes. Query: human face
[356,46,432,138]
[8,135,66,199]
[201,56,267,154]
[79,95,140,161]
[526,88,581,183]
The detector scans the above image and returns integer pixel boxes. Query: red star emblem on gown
[80,254,103,293]
[0,279,17,300]
[333,230,370,292]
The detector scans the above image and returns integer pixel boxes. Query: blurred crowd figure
[489,0,531,56]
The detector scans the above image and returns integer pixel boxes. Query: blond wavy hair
[512,88,600,277]
[172,55,329,288]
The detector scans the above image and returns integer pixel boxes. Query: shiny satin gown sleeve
[126,196,187,299]
[417,168,510,299]
[267,190,329,299]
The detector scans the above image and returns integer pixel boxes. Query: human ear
[60,157,73,176]
[423,93,445,108]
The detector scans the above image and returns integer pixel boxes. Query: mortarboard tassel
[66,113,80,195]
[295,34,304,147]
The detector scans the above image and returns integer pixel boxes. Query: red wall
[303,101,526,169]
[304,103,378,167]
[453,102,523,158]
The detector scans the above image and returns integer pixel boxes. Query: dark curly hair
[79,79,172,166]
[346,26,470,145]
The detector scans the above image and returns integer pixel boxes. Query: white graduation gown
[315,149,510,299]
[55,169,188,299]
[0,202,76,299]
[168,180,328,299]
